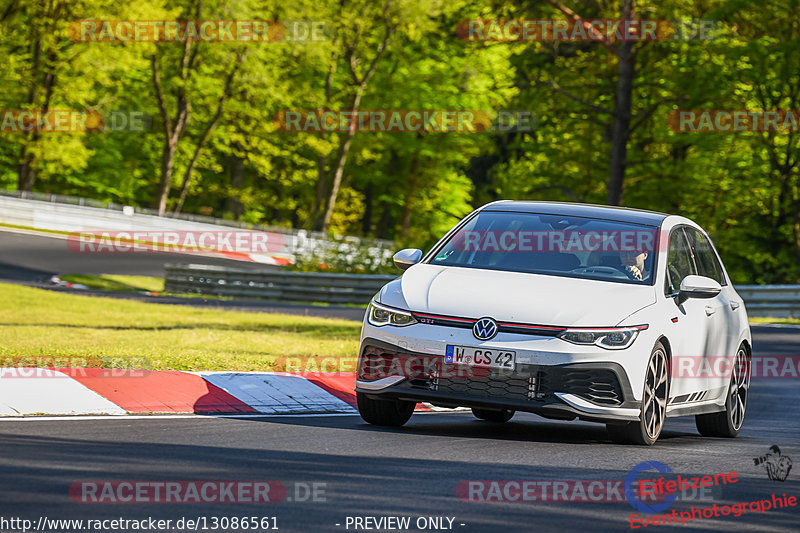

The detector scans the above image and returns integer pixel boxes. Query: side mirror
[675,275,722,305]
[392,248,423,271]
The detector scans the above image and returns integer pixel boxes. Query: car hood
[378,264,656,327]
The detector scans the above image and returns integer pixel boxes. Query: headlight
[367,301,418,327]
[558,325,648,350]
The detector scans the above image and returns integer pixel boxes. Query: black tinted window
[685,228,725,284]
[665,228,695,294]
[429,211,658,285]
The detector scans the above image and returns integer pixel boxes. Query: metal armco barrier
[0,192,394,268]
[735,285,800,318]
[165,263,396,305]
[165,265,800,314]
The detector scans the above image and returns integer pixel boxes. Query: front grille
[359,342,625,407]
[560,369,623,405]
[437,374,530,398]
[434,366,624,406]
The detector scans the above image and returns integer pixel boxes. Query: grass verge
[0,282,360,371]
[748,316,800,325]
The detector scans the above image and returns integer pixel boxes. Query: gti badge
[473,317,498,340]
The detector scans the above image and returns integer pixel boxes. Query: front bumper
[355,331,646,423]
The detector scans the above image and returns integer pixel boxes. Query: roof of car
[482,201,669,226]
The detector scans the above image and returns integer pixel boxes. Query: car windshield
[428,210,659,285]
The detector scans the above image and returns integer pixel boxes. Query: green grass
[749,316,800,325]
[0,282,360,371]
[60,274,165,293]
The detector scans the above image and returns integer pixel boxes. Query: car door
[663,226,722,401]
[684,227,740,397]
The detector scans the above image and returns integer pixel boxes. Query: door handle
[705,306,716,316]
[730,301,741,311]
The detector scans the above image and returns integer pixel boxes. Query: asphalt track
[0,326,797,533]
[0,229,366,321]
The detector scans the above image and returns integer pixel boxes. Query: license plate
[445,345,516,370]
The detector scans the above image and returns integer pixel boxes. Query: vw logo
[473,317,498,340]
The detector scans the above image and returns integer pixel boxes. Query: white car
[355,201,752,445]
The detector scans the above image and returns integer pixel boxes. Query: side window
[685,228,726,285]
[665,227,696,295]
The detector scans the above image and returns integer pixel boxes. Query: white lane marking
[0,413,361,422]
[0,411,468,422]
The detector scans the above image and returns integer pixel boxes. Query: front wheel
[472,408,515,423]
[357,392,415,427]
[696,344,750,438]
[607,341,669,446]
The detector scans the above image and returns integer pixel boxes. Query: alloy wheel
[729,346,751,430]
[643,347,668,439]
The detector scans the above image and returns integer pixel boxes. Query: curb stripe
[69,369,257,414]
[0,368,126,416]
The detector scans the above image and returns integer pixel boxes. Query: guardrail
[0,192,394,269]
[735,285,800,318]
[165,263,395,305]
[164,265,800,315]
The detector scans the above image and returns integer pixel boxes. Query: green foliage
[0,0,798,281]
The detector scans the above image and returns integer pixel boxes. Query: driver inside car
[620,249,649,281]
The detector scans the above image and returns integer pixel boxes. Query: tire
[696,344,750,438]
[472,408,515,423]
[357,392,415,427]
[606,341,669,446]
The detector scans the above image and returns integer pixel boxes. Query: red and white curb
[0,369,447,417]
[0,369,125,416]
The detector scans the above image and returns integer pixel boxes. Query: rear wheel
[357,392,415,427]
[472,408,515,423]
[607,342,669,446]
[696,344,750,438]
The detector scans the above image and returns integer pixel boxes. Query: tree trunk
[607,0,635,206]
[151,35,193,215]
[361,181,373,235]
[315,28,393,232]
[156,137,178,215]
[376,200,394,240]
[226,143,245,220]
[172,53,242,215]
[400,156,419,239]
[17,40,56,192]
[319,90,363,233]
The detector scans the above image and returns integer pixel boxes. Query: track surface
[0,326,797,532]
[0,229,366,321]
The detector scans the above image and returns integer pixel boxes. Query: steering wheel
[570,266,627,278]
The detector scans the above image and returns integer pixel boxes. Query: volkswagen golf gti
[355,201,752,445]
